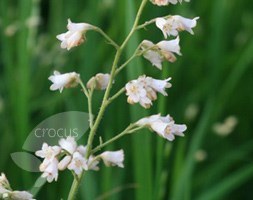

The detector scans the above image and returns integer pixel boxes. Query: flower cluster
[125,75,172,108]
[0,173,34,200]
[35,137,124,183]
[136,114,187,141]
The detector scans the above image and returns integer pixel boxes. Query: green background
[0,0,253,199]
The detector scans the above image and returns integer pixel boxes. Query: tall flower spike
[48,71,80,93]
[150,0,190,6]
[141,37,181,70]
[156,16,199,38]
[56,19,94,50]
[136,114,187,141]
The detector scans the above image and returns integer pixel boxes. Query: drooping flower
[41,158,59,183]
[86,73,111,90]
[156,16,199,38]
[68,152,88,175]
[48,71,80,93]
[150,0,190,6]
[99,150,124,168]
[56,19,93,50]
[136,114,187,141]
[35,143,61,162]
[141,37,181,69]
[125,75,171,108]
[59,136,78,154]
[0,173,10,189]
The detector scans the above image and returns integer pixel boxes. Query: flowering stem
[85,0,148,159]
[67,1,148,199]
[135,14,171,30]
[93,27,120,50]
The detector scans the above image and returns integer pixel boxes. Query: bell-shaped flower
[68,152,88,175]
[141,37,181,70]
[56,19,93,50]
[48,71,80,93]
[41,158,59,183]
[35,143,61,162]
[58,155,72,171]
[99,150,124,168]
[59,136,77,155]
[156,15,199,38]
[136,114,187,141]
[87,73,111,90]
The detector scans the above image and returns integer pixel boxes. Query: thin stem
[67,174,83,200]
[93,27,120,50]
[107,87,126,104]
[88,89,94,128]
[79,80,89,98]
[79,80,93,128]
[91,124,144,154]
[135,14,171,30]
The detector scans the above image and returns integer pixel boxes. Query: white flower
[136,114,187,141]
[41,158,59,183]
[0,173,10,189]
[35,143,61,161]
[156,16,199,38]
[48,71,80,93]
[8,191,34,200]
[68,152,88,175]
[125,76,171,108]
[125,80,152,108]
[100,150,124,168]
[59,136,77,154]
[141,37,181,69]
[56,19,93,50]
[87,73,111,90]
[151,0,190,6]
[58,155,72,171]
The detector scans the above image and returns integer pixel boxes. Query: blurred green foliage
[0,0,253,199]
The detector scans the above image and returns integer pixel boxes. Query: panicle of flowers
[136,114,187,141]
[0,173,34,200]
[56,19,94,50]
[125,75,172,108]
[35,137,125,183]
